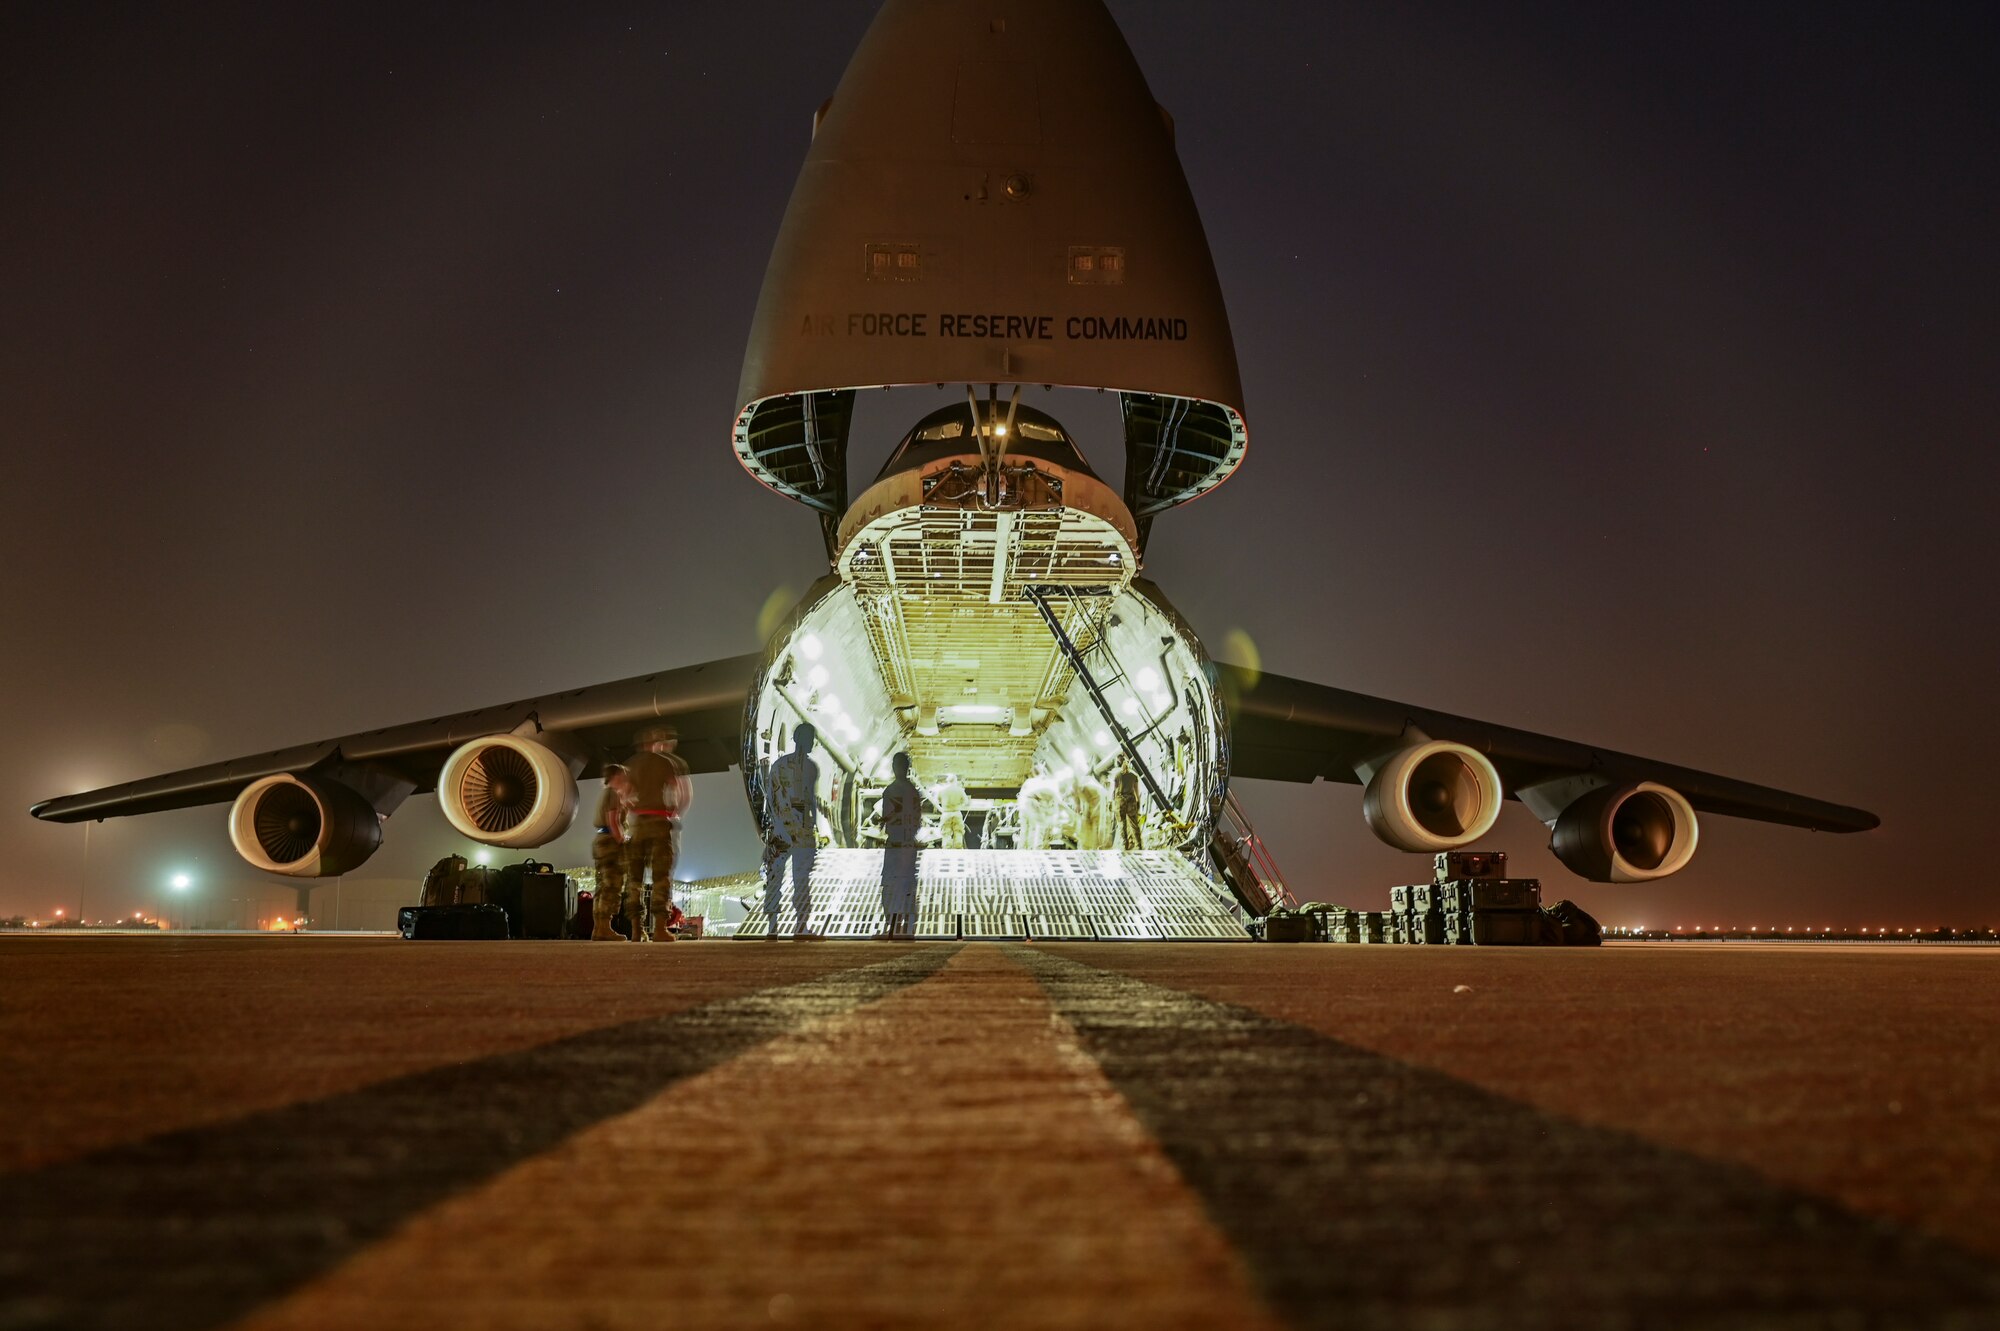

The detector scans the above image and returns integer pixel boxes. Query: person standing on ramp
[877,751,926,938]
[1113,755,1144,851]
[764,723,822,939]
[624,725,691,942]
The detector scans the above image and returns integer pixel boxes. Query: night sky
[3,1,1994,929]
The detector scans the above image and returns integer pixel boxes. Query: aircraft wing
[1221,664,1877,834]
[29,654,760,825]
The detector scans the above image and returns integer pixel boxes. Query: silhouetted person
[764,722,822,938]
[624,725,690,942]
[877,751,925,938]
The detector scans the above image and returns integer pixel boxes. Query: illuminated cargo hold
[742,401,1229,870]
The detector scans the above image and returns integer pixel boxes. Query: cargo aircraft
[30,0,1876,929]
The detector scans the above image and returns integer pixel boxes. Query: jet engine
[1359,739,1504,853]
[228,773,383,878]
[437,733,581,848]
[1548,781,1700,882]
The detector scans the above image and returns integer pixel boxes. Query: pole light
[166,871,193,930]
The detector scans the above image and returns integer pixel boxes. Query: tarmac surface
[3,936,1997,1330]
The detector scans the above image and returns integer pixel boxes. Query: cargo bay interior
[740,397,1230,858]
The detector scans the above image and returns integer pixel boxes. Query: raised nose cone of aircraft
[732,0,1248,535]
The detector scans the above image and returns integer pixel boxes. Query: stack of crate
[1431,850,1542,946]
[1317,858,1571,947]
[1391,882,1449,944]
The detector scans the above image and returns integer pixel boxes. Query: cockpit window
[875,403,1099,482]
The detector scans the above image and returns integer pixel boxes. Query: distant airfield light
[54,909,64,918]
[1136,667,1161,692]
[800,634,824,661]
[808,664,830,689]
[863,746,880,765]
[1093,730,1113,748]
[475,850,491,866]
[822,694,844,715]
[171,873,191,891]
[1120,698,1140,717]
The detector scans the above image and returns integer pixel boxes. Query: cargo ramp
[735,849,1248,941]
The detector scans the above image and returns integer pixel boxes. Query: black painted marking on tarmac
[1011,947,2000,1331]
[0,946,960,1331]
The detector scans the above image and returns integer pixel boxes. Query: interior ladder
[1024,586,1176,819]
[1024,585,1292,918]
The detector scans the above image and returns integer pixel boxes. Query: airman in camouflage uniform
[590,764,633,940]
[625,725,691,942]
[1113,756,1144,851]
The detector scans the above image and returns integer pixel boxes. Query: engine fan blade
[252,783,321,863]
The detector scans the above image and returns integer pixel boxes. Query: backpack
[1546,898,1604,946]
[421,855,468,909]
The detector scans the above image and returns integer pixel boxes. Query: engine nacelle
[437,733,581,848]
[228,773,383,878]
[1360,739,1504,853]
[1549,781,1700,882]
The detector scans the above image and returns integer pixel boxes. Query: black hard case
[1437,878,1542,913]
[1443,909,1541,946]
[488,860,571,939]
[399,903,509,940]
[1261,913,1318,943]
[1434,850,1508,883]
